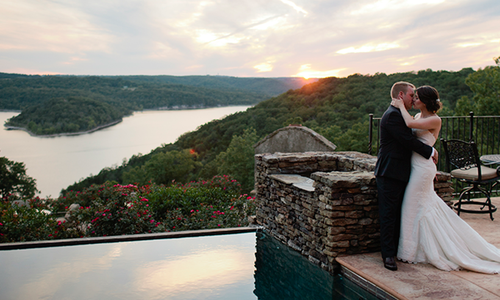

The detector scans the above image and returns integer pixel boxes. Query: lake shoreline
[2,104,251,137]
[140,104,251,111]
[4,119,123,138]
[0,106,251,197]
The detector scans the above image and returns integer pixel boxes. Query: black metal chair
[441,138,498,220]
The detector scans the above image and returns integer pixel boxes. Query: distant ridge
[0,73,316,136]
[0,72,41,79]
[109,75,317,97]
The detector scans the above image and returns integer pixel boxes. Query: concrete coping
[269,174,315,192]
[0,226,263,251]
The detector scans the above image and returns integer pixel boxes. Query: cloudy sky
[1,0,499,78]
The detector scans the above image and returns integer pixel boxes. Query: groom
[374,81,436,271]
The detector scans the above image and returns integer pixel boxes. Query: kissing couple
[375,81,500,273]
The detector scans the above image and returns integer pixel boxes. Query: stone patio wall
[254,151,453,273]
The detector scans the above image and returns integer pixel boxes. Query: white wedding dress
[397,129,500,273]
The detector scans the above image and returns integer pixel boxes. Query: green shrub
[146,175,253,230]
[0,198,79,242]
[162,193,255,230]
[1,176,255,242]
[63,183,160,236]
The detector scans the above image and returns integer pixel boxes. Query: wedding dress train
[397,129,500,273]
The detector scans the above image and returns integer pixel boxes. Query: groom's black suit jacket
[374,105,433,182]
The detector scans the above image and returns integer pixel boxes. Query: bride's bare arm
[391,98,441,130]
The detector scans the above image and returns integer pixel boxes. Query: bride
[391,85,500,273]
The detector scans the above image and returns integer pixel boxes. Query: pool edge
[0,226,264,250]
[337,256,404,300]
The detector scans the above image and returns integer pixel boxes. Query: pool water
[0,232,377,299]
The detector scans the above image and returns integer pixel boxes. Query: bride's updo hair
[416,85,442,113]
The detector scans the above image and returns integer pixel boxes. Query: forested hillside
[0,74,311,135]
[64,68,476,194]
[5,97,127,135]
[0,72,40,79]
[114,75,313,96]
[0,75,265,111]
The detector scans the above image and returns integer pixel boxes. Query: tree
[334,121,371,152]
[455,57,500,116]
[312,124,342,145]
[215,128,260,193]
[122,165,149,186]
[144,150,202,185]
[0,157,38,200]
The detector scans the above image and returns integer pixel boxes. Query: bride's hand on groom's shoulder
[391,98,403,108]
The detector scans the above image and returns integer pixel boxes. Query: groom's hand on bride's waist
[432,148,438,164]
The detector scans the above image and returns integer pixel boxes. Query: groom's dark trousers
[374,105,432,259]
[376,176,407,259]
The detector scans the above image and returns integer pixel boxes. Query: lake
[0,106,250,198]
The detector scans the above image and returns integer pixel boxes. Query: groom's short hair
[391,81,415,98]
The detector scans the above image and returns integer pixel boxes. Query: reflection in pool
[0,232,376,299]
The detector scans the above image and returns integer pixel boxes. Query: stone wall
[254,151,453,273]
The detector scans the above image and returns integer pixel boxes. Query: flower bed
[0,175,255,243]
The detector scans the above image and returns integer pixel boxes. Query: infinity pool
[0,231,376,299]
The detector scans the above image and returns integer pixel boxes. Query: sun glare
[294,65,346,78]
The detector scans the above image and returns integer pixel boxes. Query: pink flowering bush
[147,177,239,218]
[64,182,161,236]
[160,194,255,231]
[0,198,79,243]
[146,175,254,230]
[0,176,255,242]
[176,175,242,193]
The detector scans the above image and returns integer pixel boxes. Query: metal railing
[368,111,500,196]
